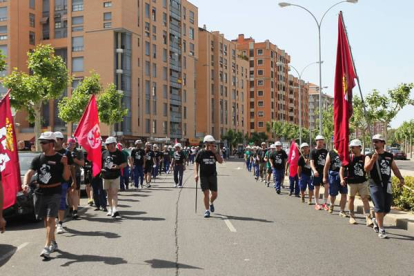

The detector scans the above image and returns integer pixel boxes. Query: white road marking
[221,216,237,233]
[0,242,29,263]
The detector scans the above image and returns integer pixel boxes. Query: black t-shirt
[163,150,171,162]
[270,150,288,170]
[258,149,267,163]
[310,148,328,174]
[56,148,74,165]
[102,149,126,179]
[131,148,145,166]
[144,150,155,166]
[196,150,218,177]
[367,152,394,186]
[173,151,186,165]
[298,155,312,176]
[345,154,366,184]
[31,153,65,195]
[329,150,342,172]
[155,151,163,161]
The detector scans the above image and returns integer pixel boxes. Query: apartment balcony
[170,112,182,123]
[170,9,181,21]
[170,94,182,106]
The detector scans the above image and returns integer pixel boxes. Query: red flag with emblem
[0,91,22,209]
[287,140,299,177]
[74,95,102,177]
[334,12,357,166]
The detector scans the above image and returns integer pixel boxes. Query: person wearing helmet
[269,141,288,194]
[22,132,71,259]
[340,139,373,226]
[323,146,347,216]
[298,143,313,204]
[67,138,85,223]
[310,135,329,210]
[102,136,127,218]
[152,144,161,179]
[162,145,172,174]
[143,142,156,187]
[365,134,404,239]
[258,142,268,183]
[195,135,223,218]
[130,140,145,189]
[244,146,252,172]
[171,143,186,188]
[251,146,260,180]
[117,143,130,191]
[264,144,275,187]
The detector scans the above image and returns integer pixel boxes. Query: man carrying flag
[334,12,357,167]
[286,141,300,197]
[0,92,22,233]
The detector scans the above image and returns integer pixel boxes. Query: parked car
[3,152,37,221]
[364,148,372,155]
[391,149,407,160]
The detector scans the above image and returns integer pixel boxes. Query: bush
[392,176,414,212]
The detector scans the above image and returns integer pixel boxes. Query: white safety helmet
[270,144,276,149]
[153,144,158,148]
[300,143,309,149]
[275,141,282,146]
[53,131,64,139]
[315,135,325,141]
[145,142,152,146]
[39,131,57,142]
[261,142,266,146]
[135,139,142,145]
[203,135,215,143]
[174,143,182,149]
[168,145,173,149]
[349,139,362,147]
[372,134,385,142]
[105,136,117,144]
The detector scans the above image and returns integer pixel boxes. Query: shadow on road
[118,198,140,203]
[4,219,43,232]
[215,213,274,223]
[63,227,121,239]
[55,249,127,267]
[145,259,202,270]
[386,226,414,241]
[0,244,17,267]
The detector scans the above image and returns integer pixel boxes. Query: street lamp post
[279,0,358,135]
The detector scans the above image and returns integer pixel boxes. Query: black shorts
[75,175,81,190]
[33,193,60,220]
[370,180,392,214]
[144,165,153,174]
[200,175,218,192]
[267,168,272,174]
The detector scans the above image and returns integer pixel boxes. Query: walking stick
[195,179,198,213]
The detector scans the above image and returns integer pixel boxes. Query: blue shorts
[59,182,69,211]
[328,171,348,196]
[299,174,314,191]
[370,180,392,214]
[312,175,323,186]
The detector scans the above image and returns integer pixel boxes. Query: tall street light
[279,0,358,135]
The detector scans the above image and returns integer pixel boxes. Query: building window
[152,63,157,77]
[103,2,112,8]
[29,31,35,45]
[163,48,167,62]
[152,44,156,58]
[103,22,111,28]
[257,59,263,65]
[258,70,264,76]
[0,7,7,22]
[145,3,150,18]
[103,12,112,21]
[145,61,150,76]
[72,36,84,52]
[189,27,194,40]
[163,121,167,135]
[258,80,264,86]
[257,49,263,55]
[163,85,167,99]
[189,43,194,56]
[258,101,264,107]
[163,103,167,116]
[72,16,84,25]
[145,41,150,56]
[72,0,84,12]
[184,107,187,119]
[72,57,84,72]
[29,13,35,27]
[189,10,194,24]
[55,22,62,28]
[152,8,156,21]
[258,122,264,128]
[145,119,150,133]
[163,67,167,80]
[30,0,35,9]
[258,91,264,97]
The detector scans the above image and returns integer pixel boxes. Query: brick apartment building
[308,83,334,133]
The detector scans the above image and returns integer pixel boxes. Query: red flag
[0,92,22,209]
[74,95,102,177]
[287,140,299,177]
[334,12,357,166]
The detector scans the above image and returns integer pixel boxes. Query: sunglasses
[372,140,382,143]
[40,141,52,145]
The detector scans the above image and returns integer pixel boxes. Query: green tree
[97,83,128,133]
[366,83,414,140]
[315,106,334,149]
[2,44,70,150]
[0,49,6,72]
[248,132,268,145]
[221,129,243,154]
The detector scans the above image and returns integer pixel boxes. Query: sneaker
[88,199,94,206]
[339,211,347,218]
[209,204,215,213]
[94,207,101,211]
[315,204,322,210]
[378,229,388,239]
[323,204,329,211]
[301,197,305,203]
[40,247,51,259]
[72,210,79,219]
[308,201,312,205]
[49,241,58,253]
[204,210,210,218]
[112,212,121,219]
[174,184,177,188]
[328,206,334,214]
[107,209,113,216]
[178,185,183,188]
[349,216,357,225]
[276,189,281,194]
[366,216,374,227]
[372,218,379,233]
[289,191,293,196]
[147,184,152,188]
[102,207,108,213]
[56,224,64,234]
[267,182,270,187]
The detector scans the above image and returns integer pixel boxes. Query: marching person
[244,146,252,172]
[152,144,161,179]
[143,142,156,187]
[162,145,171,174]
[102,136,127,218]
[22,132,70,259]
[195,135,223,218]
[269,141,288,194]
[298,143,314,204]
[130,140,145,189]
[264,144,275,187]
[92,143,107,212]
[365,134,405,239]
[117,143,130,191]
[340,139,373,226]
[252,146,260,181]
[0,176,6,233]
[310,135,329,211]
[171,143,186,188]
[67,138,85,220]
[258,142,268,183]
[323,147,347,217]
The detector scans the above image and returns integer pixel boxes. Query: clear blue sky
[190,0,414,129]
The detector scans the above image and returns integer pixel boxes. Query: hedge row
[392,176,414,212]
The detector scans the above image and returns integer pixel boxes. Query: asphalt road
[395,159,414,174]
[1,160,413,276]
